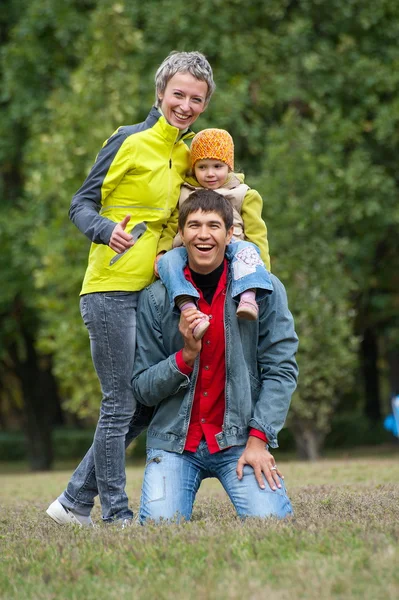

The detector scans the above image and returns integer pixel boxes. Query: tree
[26,2,146,417]
[256,115,358,459]
[0,0,97,468]
[2,0,399,461]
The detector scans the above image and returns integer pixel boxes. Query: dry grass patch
[0,452,398,599]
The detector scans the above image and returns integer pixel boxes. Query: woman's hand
[109,215,134,253]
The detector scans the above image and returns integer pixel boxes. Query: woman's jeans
[58,292,152,522]
[139,441,293,523]
[158,242,273,307]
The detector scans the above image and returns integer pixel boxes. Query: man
[132,189,299,522]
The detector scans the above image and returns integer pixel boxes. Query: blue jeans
[59,292,152,522]
[139,441,293,523]
[158,242,273,307]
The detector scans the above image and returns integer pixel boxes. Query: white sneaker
[46,499,94,527]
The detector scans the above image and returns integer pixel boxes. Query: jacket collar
[146,106,195,144]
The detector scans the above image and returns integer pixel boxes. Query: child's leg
[236,289,258,321]
[175,296,197,311]
[175,296,210,340]
[225,242,273,320]
[158,249,210,340]
[158,248,200,308]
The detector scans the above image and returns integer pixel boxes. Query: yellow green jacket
[69,108,194,294]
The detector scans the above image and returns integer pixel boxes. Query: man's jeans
[58,291,151,522]
[139,441,293,523]
[158,242,273,308]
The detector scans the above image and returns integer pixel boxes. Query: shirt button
[206,340,211,345]
[201,418,206,423]
[203,391,208,396]
[208,315,213,319]
[204,365,210,370]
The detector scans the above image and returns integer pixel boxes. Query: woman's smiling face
[158,72,208,130]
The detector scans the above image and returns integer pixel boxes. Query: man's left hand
[179,308,203,366]
[236,436,283,491]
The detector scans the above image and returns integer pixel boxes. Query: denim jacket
[132,270,298,452]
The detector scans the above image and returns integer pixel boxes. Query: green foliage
[1,0,399,451]
[255,114,358,446]
[24,2,145,414]
[0,0,99,427]
[0,428,146,462]
[325,412,394,449]
[0,432,26,461]
[0,417,392,462]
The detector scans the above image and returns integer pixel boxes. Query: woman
[46,51,215,526]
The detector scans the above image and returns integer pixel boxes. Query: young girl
[158,128,272,340]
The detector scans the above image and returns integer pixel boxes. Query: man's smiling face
[179,210,234,274]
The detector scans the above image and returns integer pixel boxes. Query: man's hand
[109,215,134,253]
[236,436,283,491]
[153,252,166,277]
[179,308,203,366]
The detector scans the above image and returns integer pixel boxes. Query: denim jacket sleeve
[248,275,299,446]
[132,284,191,406]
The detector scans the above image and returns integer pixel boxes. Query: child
[158,128,272,340]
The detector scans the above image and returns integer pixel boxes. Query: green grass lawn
[1,449,398,600]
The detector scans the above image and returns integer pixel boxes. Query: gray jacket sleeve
[132,286,190,405]
[69,129,127,244]
[248,275,299,446]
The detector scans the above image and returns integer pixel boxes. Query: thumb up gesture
[109,215,133,253]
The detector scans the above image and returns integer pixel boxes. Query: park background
[1,2,398,599]
[1,0,398,469]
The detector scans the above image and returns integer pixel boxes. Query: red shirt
[175,260,267,453]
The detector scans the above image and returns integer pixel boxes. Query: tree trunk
[292,427,323,460]
[361,327,381,421]
[386,348,399,398]
[10,333,58,471]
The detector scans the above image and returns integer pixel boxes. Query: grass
[1,449,398,600]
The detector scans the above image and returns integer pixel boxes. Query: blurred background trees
[1,0,398,467]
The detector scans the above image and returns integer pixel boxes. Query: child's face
[194,159,229,190]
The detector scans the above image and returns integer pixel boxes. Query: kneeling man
[132,189,298,522]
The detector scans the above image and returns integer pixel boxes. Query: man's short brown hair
[178,189,234,231]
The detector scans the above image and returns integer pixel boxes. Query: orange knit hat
[190,128,234,171]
